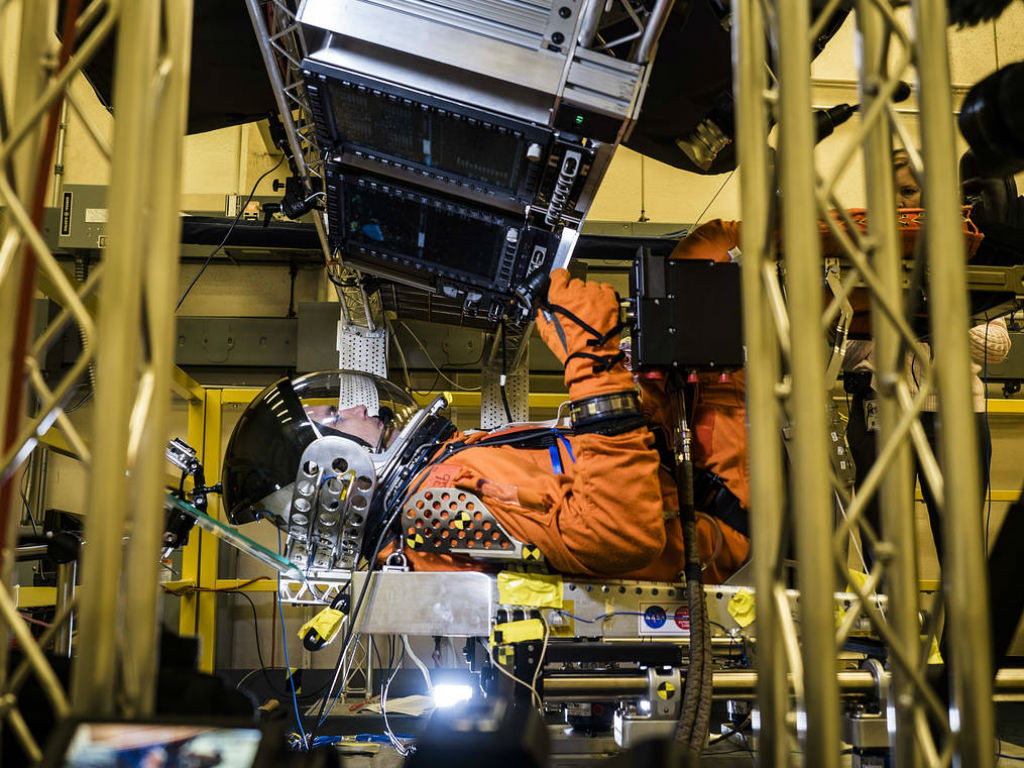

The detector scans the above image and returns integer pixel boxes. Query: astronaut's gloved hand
[536,269,635,401]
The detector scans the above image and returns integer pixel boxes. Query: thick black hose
[670,396,714,758]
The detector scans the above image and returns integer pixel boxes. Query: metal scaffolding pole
[732,0,791,764]
[734,0,997,761]
[912,0,995,765]
[775,0,840,763]
[71,0,161,716]
[0,3,60,760]
[119,0,194,717]
[854,4,921,766]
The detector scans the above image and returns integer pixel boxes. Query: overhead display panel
[298,0,668,325]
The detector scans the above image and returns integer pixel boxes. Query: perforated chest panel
[402,487,543,563]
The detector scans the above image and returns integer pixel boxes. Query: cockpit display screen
[327,80,526,193]
[341,179,506,282]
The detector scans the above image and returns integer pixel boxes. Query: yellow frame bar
[985,399,1024,415]
[15,586,57,609]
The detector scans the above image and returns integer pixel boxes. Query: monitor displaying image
[61,723,262,768]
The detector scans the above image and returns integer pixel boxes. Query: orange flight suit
[397,270,688,581]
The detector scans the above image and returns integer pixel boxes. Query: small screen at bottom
[62,723,262,768]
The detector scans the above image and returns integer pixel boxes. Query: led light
[638,699,652,715]
[432,683,474,709]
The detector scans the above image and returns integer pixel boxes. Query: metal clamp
[568,390,641,429]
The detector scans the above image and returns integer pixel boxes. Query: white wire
[486,644,542,709]
[308,624,361,720]
[485,618,550,711]
[402,634,434,694]
[835,491,886,620]
[692,168,737,227]
[234,668,260,690]
[381,637,415,756]
[387,316,413,389]
[529,619,550,704]
[835,490,870,575]
[397,321,482,391]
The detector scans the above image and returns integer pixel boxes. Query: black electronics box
[630,249,745,371]
[407,699,549,768]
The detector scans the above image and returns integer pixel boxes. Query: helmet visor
[221,371,418,524]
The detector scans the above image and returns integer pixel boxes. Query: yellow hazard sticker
[657,681,676,700]
[406,533,424,549]
[497,571,563,609]
[454,512,471,530]
[522,545,543,561]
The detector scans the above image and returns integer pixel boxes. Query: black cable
[287,263,299,319]
[229,590,329,701]
[19,468,38,536]
[500,321,513,423]
[64,386,93,413]
[707,714,752,746]
[176,155,285,311]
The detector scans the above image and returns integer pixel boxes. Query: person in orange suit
[397,269,690,581]
[395,249,748,583]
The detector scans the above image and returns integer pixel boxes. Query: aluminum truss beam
[0,0,195,749]
[733,0,996,765]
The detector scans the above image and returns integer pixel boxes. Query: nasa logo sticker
[638,603,691,635]
[643,605,667,629]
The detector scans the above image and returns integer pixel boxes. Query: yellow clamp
[727,588,756,629]
[298,607,346,645]
[489,618,545,649]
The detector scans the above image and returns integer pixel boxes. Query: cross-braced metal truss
[0,0,194,756]
[244,0,332,262]
[734,0,995,766]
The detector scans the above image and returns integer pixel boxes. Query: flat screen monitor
[42,719,275,768]
[341,179,507,282]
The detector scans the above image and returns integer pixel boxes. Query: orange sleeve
[669,219,740,262]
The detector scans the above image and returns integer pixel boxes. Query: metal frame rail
[0,0,194,758]
[734,0,994,766]
[243,0,332,265]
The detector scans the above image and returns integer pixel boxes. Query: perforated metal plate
[402,487,543,563]
[285,436,377,574]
